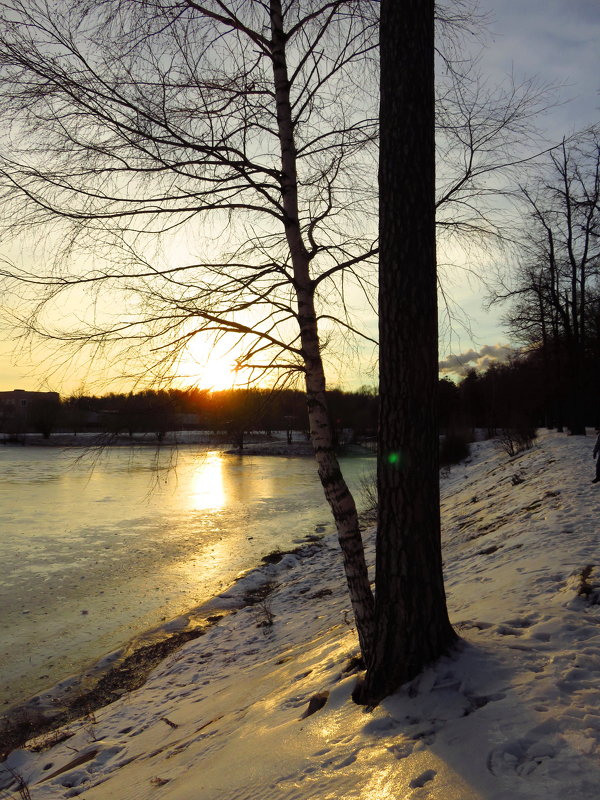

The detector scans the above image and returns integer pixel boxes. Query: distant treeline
[442,340,600,437]
[3,342,596,441]
[6,386,378,441]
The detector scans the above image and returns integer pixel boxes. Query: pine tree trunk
[358,0,456,705]
[269,0,374,660]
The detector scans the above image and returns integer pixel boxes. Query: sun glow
[177,338,240,391]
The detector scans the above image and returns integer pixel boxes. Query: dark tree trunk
[358,0,456,705]
[567,348,586,435]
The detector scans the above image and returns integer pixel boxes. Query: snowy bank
[1,429,599,799]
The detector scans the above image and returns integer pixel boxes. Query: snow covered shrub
[256,594,275,628]
[498,425,537,458]
[245,581,277,628]
[1,767,32,800]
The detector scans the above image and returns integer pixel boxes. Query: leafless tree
[490,129,600,434]
[0,0,380,661]
[0,0,555,686]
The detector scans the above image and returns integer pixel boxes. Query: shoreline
[0,532,335,758]
[1,432,599,798]
[1,433,262,449]
[1,433,372,457]
[0,445,376,756]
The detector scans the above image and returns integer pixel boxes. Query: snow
[1,429,599,799]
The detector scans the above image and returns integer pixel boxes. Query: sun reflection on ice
[189,451,226,510]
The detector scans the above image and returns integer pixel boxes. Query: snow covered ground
[1,429,599,799]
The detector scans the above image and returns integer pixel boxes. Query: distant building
[0,389,61,434]
[0,389,60,413]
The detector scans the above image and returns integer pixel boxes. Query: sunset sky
[439,0,599,377]
[0,0,597,395]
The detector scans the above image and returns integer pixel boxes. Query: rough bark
[269,0,375,661]
[358,0,456,705]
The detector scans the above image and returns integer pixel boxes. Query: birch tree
[0,0,553,691]
[0,0,379,660]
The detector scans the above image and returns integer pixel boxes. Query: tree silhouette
[0,0,553,695]
[356,0,456,705]
[491,130,600,434]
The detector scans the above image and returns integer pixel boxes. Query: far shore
[0,432,374,456]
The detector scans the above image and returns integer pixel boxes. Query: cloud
[439,344,515,377]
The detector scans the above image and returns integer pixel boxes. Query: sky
[442,0,600,377]
[0,0,598,394]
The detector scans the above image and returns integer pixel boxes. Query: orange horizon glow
[175,338,242,392]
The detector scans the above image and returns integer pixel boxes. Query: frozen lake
[0,444,374,710]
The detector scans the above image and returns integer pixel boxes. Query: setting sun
[177,338,240,391]
[201,360,238,391]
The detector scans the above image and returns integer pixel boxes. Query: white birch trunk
[269,0,374,661]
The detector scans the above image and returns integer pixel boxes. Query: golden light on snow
[362,766,398,798]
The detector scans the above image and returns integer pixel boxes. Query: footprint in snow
[487,733,557,778]
[505,616,537,628]
[333,753,357,769]
[464,692,506,715]
[412,728,437,746]
[387,740,415,760]
[409,769,436,788]
[300,691,329,719]
[496,616,537,636]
